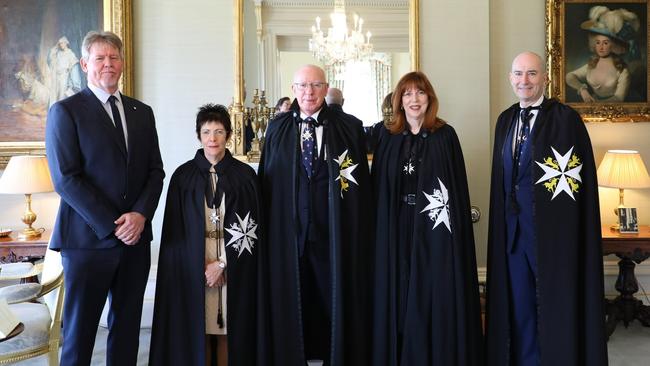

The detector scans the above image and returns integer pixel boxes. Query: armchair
[0,262,43,285]
[0,248,64,365]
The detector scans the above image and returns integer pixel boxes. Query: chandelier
[309,0,373,65]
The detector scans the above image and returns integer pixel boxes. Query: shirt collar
[519,94,544,109]
[300,108,322,122]
[88,83,122,105]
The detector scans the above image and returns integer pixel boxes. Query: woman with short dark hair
[150,104,263,366]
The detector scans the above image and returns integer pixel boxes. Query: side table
[0,230,49,264]
[602,225,650,338]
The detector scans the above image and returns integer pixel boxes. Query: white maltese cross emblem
[225,212,257,257]
[534,146,583,201]
[420,178,452,233]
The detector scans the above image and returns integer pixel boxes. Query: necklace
[207,170,220,238]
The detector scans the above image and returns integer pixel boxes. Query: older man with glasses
[258,64,373,366]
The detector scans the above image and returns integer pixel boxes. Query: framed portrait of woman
[0,0,132,168]
[546,0,650,122]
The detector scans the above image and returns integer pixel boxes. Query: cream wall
[134,0,234,262]
[1,0,649,270]
[420,0,491,264]
[391,52,410,89]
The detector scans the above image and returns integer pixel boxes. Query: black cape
[486,99,607,365]
[371,123,483,365]
[150,149,265,366]
[258,101,373,365]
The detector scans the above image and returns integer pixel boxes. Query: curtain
[369,53,392,121]
[324,54,391,125]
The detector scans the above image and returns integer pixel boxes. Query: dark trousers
[60,243,150,366]
[507,244,540,366]
[300,239,331,365]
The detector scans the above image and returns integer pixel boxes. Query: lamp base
[17,227,41,240]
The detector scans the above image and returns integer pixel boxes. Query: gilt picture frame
[0,0,133,169]
[546,0,650,122]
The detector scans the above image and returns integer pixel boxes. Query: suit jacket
[502,115,536,263]
[45,87,164,250]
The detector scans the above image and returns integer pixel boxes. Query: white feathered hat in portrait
[580,6,640,56]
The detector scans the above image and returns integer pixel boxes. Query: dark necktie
[514,106,538,159]
[509,105,539,214]
[109,95,126,149]
[301,117,317,178]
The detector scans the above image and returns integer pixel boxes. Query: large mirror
[231,0,419,159]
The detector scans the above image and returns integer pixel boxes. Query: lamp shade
[597,150,650,189]
[0,155,54,194]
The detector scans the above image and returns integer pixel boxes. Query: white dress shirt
[88,83,128,150]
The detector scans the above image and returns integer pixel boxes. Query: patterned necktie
[514,106,539,159]
[509,105,539,214]
[109,95,126,149]
[301,117,317,178]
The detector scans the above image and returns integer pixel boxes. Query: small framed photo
[618,207,639,233]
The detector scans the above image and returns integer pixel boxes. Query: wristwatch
[218,261,226,269]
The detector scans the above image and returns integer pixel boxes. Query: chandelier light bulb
[309,0,374,66]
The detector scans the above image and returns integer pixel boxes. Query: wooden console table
[0,230,49,263]
[602,225,650,338]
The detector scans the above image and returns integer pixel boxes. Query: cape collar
[193,148,234,175]
[510,97,557,114]
[289,99,329,126]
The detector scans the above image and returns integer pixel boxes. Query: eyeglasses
[201,129,227,137]
[293,82,327,91]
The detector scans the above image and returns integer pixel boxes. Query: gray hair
[81,31,124,60]
[326,87,344,105]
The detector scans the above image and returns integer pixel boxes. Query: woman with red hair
[371,71,483,365]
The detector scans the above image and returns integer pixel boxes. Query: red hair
[388,71,445,134]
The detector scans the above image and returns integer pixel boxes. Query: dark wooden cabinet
[0,229,49,263]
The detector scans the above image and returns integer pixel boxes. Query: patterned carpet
[13,321,650,365]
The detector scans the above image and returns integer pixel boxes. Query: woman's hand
[579,88,595,103]
[205,261,227,287]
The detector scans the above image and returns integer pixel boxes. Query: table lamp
[597,150,650,228]
[0,155,54,239]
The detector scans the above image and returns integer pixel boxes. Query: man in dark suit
[486,51,606,366]
[45,30,164,365]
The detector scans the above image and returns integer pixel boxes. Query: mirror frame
[231,0,419,160]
